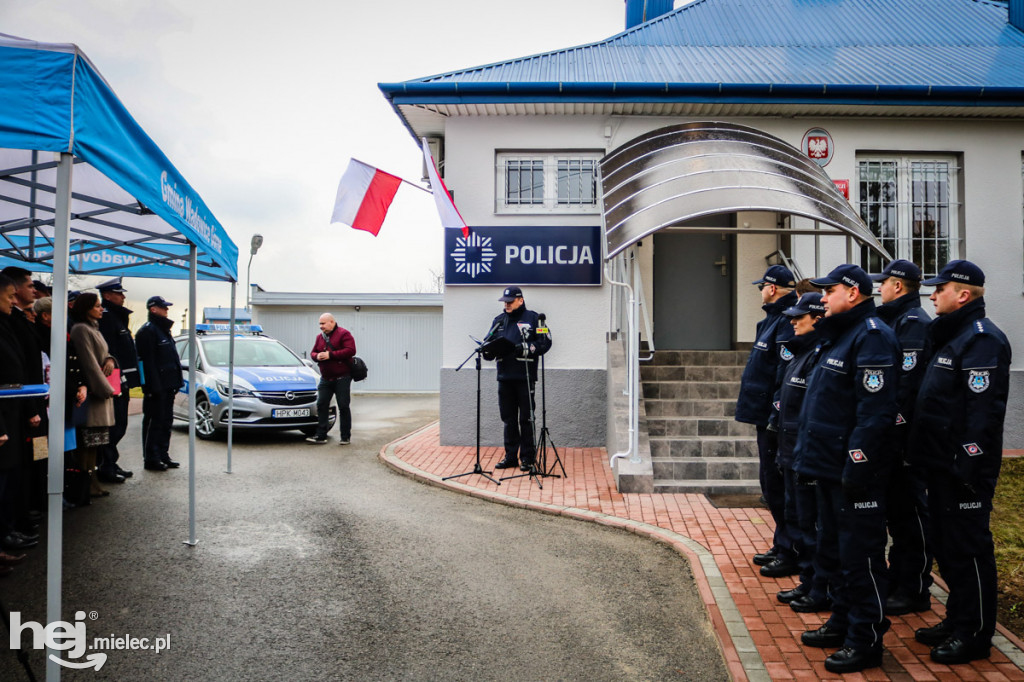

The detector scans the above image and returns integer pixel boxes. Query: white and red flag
[422,138,469,238]
[330,159,403,236]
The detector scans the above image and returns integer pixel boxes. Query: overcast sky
[2,0,632,327]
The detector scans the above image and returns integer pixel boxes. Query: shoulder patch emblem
[963,443,983,457]
[902,351,917,372]
[849,449,868,463]
[895,413,906,426]
[863,368,884,393]
[773,400,781,410]
[780,346,793,361]
[968,370,990,393]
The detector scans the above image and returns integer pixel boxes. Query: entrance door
[653,232,733,349]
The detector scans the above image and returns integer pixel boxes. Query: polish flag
[422,138,470,238]
[330,160,403,236]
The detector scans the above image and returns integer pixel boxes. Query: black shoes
[824,646,883,673]
[162,459,181,468]
[306,435,328,444]
[760,556,800,577]
[790,595,833,613]
[96,471,126,484]
[519,460,536,472]
[144,461,168,472]
[752,548,778,566]
[117,467,134,478]
[929,637,991,664]
[776,586,806,604]
[494,458,519,469]
[2,533,38,550]
[885,591,931,615]
[801,624,846,648]
[915,620,953,647]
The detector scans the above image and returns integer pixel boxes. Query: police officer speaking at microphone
[481,286,551,472]
[792,264,900,674]
[908,260,1011,665]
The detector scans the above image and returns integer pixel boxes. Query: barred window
[496,152,601,214]
[858,156,961,278]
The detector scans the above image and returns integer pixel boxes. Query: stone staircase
[641,350,761,495]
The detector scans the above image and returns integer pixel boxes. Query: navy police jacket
[770,331,819,469]
[793,300,900,485]
[908,298,1011,495]
[735,291,797,426]
[875,292,931,430]
[135,313,183,394]
[99,298,141,389]
[482,306,551,382]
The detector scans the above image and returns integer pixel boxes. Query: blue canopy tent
[0,33,239,680]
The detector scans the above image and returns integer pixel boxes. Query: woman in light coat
[69,292,116,497]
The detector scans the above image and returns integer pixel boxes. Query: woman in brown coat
[69,292,116,497]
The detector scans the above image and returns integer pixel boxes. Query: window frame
[495,151,603,215]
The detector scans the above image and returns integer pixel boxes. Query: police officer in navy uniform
[869,260,935,616]
[771,292,832,614]
[483,286,551,472]
[135,296,183,472]
[96,277,139,483]
[909,260,1011,665]
[793,264,901,674]
[736,265,798,576]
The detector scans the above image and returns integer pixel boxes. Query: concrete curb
[379,422,765,682]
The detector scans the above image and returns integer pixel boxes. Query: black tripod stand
[499,354,543,488]
[443,341,504,487]
[536,349,565,478]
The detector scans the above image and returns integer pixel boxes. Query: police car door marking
[963,443,983,457]
[968,370,990,393]
[862,368,884,392]
[902,351,917,371]
[849,449,868,463]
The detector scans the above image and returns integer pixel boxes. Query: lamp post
[246,233,264,310]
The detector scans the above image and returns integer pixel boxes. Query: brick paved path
[383,423,1024,682]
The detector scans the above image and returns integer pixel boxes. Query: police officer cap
[810,264,873,295]
[498,285,523,302]
[921,259,985,287]
[146,295,173,309]
[751,265,794,287]
[870,259,922,283]
[68,290,80,302]
[782,292,826,317]
[97,277,127,293]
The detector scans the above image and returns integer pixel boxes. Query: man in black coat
[909,260,1011,665]
[135,296,183,472]
[96,277,140,483]
[482,286,551,472]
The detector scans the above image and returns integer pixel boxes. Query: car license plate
[272,408,310,418]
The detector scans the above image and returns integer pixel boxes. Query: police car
[171,324,334,440]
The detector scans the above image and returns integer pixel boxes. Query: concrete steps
[642,350,760,496]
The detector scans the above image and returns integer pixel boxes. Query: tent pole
[185,245,199,546]
[45,152,73,682]
[226,282,236,473]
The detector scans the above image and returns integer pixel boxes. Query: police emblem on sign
[902,351,917,372]
[963,442,983,457]
[968,370,990,393]
[862,369,884,393]
[849,449,868,463]
[780,346,793,361]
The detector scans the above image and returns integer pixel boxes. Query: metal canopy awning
[600,121,891,261]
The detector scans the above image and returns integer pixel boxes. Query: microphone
[538,313,546,323]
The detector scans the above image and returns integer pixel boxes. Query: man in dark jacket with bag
[308,313,356,445]
[96,277,140,483]
[481,286,551,472]
[135,296,183,471]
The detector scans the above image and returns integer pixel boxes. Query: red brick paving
[382,423,1024,682]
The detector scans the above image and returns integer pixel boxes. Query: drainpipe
[606,249,641,467]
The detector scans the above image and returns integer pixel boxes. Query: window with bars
[857,156,961,278]
[496,152,601,213]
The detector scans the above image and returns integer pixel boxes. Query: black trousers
[784,467,828,601]
[886,461,933,598]
[928,469,997,645]
[316,376,351,440]
[757,427,794,557]
[498,379,535,463]
[142,390,175,464]
[98,390,130,473]
[817,479,890,651]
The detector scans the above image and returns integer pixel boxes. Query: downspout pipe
[606,258,636,468]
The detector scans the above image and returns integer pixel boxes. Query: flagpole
[350,157,432,195]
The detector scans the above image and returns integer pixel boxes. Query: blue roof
[380,0,1024,109]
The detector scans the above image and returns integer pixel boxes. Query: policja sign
[444,225,601,286]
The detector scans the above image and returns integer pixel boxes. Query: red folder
[107,368,122,396]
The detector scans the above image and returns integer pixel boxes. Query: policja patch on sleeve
[968,370,990,393]
[862,368,884,393]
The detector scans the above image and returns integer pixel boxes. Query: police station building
[380,0,1024,492]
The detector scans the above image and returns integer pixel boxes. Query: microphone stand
[443,343,500,486]
[500,323,544,488]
